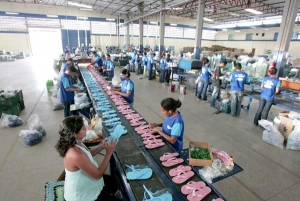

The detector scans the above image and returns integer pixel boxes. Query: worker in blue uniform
[64,47,70,54]
[147,53,156,80]
[63,58,74,72]
[254,67,280,125]
[134,51,141,72]
[130,52,136,72]
[150,98,184,151]
[88,51,102,70]
[104,54,114,80]
[160,53,167,83]
[165,54,172,85]
[140,52,148,79]
[197,58,211,102]
[113,69,134,106]
[228,63,250,117]
[60,66,82,117]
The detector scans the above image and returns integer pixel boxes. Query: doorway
[28,28,62,59]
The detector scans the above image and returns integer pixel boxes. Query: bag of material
[286,127,300,150]
[19,130,42,146]
[258,119,273,131]
[51,88,64,111]
[1,113,23,128]
[28,114,46,137]
[199,159,229,184]
[91,115,102,132]
[262,126,284,149]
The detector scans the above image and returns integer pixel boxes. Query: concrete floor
[0,58,300,201]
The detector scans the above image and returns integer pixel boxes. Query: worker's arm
[275,81,281,94]
[62,77,81,92]
[151,123,183,145]
[150,123,163,127]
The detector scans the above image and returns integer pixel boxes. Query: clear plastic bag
[258,119,273,131]
[1,113,23,128]
[91,115,102,132]
[286,127,300,150]
[51,88,64,111]
[28,114,46,137]
[19,130,42,146]
[262,126,284,149]
[212,148,231,163]
[199,159,229,184]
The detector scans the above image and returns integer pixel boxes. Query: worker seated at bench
[55,116,121,201]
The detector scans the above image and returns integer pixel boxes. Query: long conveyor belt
[79,65,226,201]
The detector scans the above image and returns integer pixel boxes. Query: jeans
[62,101,78,118]
[198,81,209,100]
[210,86,221,106]
[134,62,139,72]
[148,67,153,80]
[230,91,243,116]
[130,63,135,72]
[159,69,165,83]
[165,69,171,83]
[254,98,273,125]
[143,65,148,77]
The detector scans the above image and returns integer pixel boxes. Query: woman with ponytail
[55,116,120,201]
[150,98,185,151]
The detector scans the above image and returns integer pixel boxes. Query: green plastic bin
[46,80,54,92]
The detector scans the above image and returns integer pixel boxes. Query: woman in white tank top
[55,116,120,201]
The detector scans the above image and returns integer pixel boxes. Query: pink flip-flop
[125,113,141,119]
[145,141,165,149]
[212,199,224,201]
[141,133,160,138]
[135,125,150,132]
[181,181,206,195]
[130,117,144,123]
[162,157,184,167]
[172,171,195,184]
[117,105,130,110]
[159,152,180,162]
[137,129,151,135]
[131,121,146,127]
[187,187,212,201]
[120,109,135,114]
[143,138,163,145]
[169,165,192,177]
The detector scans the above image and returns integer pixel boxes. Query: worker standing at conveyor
[147,52,156,80]
[210,60,227,107]
[228,63,250,117]
[165,54,172,85]
[140,52,148,79]
[87,51,102,70]
[130,52,136,72]
[197,58,211,102]
[134,51,141,72]
[113,69,135,106]
[150,98,184,151]
[160,53,167,83]
[103,54,114,80]
[254,67,280,125]
[60,66,82,117]
[63,58,74,72]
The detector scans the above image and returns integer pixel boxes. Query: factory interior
[1,0,300,201]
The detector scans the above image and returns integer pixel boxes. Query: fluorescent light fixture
[204,17,213,22]
[80,8,93,11]
[214,24,236,29]
[235,30,240,32]
[245,8,263,15]
[77,17,88,20]
[106,18,115,21]
[47,15,58,18]
[265,28,269,30]
[150,22,158,24]
[68,1,92,9]
[222,29,228,31]
[170,23,177,26]
[237,21,262,27]
[5,12,19,15]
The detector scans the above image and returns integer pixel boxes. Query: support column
[138,2,144,51]
[125,12,130,46]
[273,0,300,77]
[194,0,204,60]
[159,0,165,56]
[117,15,120,48]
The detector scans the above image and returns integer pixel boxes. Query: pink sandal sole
[162,157,184,167]
[172,171,195,184]
[169,165,192,177]
[160,152,180,162]
[187,187,212,201]
[181,181,206,195]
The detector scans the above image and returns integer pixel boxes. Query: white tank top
[64,144,104,201]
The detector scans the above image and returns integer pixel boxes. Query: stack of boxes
[0,90,25,116]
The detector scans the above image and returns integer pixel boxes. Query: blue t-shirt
[201,66,212,82]
[60,73,74,102]
[121,79,134,104]
[64,49,70,54]
[106,60,114,77]
[63,63,68,72]
[261,77,280,101]
[102,59,107,67]
[131,54,136,63]
[229,71,250,91]
[142,56,148,66]
[160,58,167,70]
[162,112,184,151]
[134,54,140,63]
[147,56,154,69]
[94,55,102,67]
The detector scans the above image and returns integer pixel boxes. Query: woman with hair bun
[150,98,185,151]
[55,116,120,201]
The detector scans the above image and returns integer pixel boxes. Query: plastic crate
[0,93,19,107]
[0,103,21,116]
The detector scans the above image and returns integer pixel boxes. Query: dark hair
[106,54,110,58]
[234,55,238,59]
[235,63,242,69]
[67,58,74,62]
[55,116,84,157]
[92,51,97,55]
[220,60,227,65]
[203,58,210,65]
[67,65,77,73]
[144,52,147,56]
[121,68,131,77]
[152,53,156,56]
[268,67,277,75]
[161,98,182,112]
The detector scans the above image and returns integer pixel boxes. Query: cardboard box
[189,141,213,166]
[279,111,298,118]
[278,117,294,140]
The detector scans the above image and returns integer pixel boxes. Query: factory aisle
[0,59,300,201]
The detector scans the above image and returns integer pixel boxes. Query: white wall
[0,33,31,54]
